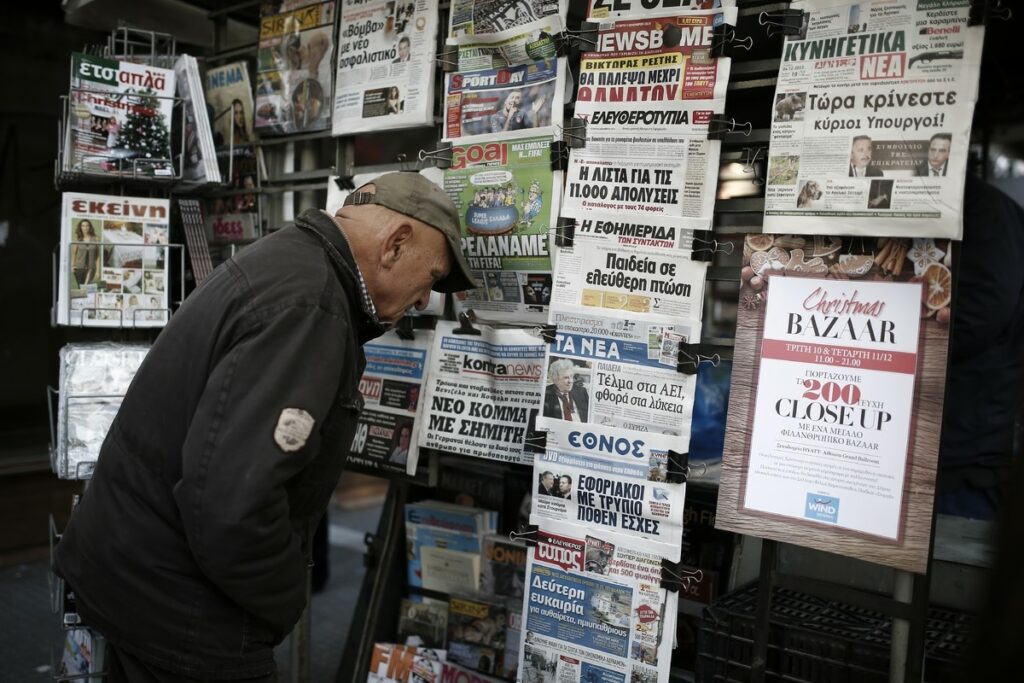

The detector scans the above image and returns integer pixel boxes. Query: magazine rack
[55,89,189,188]
[51,242,185,329]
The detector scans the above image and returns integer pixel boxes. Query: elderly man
[542,358,589,423]
[848,135,883,177]
[54,173,476,682]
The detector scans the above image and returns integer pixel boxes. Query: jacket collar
[294,208,388,345]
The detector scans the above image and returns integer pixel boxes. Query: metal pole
[750,538,777,683]
[889,570,913,682]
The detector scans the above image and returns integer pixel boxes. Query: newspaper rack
[47,384,130,481]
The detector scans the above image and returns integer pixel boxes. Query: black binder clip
[667,450,689,484]
[550,140,570,171]
[710,24,753,58]
[555,217,575,248]
[660,560,703,593]
[333,175,356,191]
[968,0,1012,26]
[510,524,539,547]
[562,117,588,149]
[395,316,415,340]
[524,430,548,452]
[708,116,752,140]
[677,343,720,375]
[758,9,807,38]
[538,324,557,344]
[453,311,481,336]
[437,44,458,72]
[692,236,734,262]
[418,141,453,170]
[742,146,766,186]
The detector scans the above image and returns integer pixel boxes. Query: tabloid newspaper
[587,0,734,21]
[454,16,561,72]
[538,311,701,437]
[58,193,171,328]
[518,528,677,683]
[443,58,567,142]
[332,0,438,134]
[532,421,687,560]
[562,132,719,232]
[348,329,433,477]
[255,0,335,135]
[447,0,565,43]
[65,53,176,179]
[174,55,220,184]
[763,0,984,239]
[551,238,707,320]
[575,9,734,138]
[444,135,561,323]
[419,321,546,465]
[368,643,506,682]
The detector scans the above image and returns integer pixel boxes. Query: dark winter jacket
[54,209,385,678]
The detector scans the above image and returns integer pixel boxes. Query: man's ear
[381,222,414,268]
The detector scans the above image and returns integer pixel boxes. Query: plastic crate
[696,582,974,682]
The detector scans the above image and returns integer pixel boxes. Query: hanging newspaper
[763,0,984,239]
[255,0,335,135]
[443,58,567,142]
[444,134,560,323]
[575,9,735,137]
[569,213,696,253]
[419,321,545,465]
[174,54,220,184]
[532,421,687,560]
[562,133,719,231]
[332,0,438,134]
[538,312,701,437]
[519,527,677,683]
[347,330,433,478]
[587,0,735,21]
[453,15,561,72]
[448,0,565,43]
[551,238,707,319]
[57,193,171,328]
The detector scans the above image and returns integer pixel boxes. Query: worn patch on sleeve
[274,408,315,452]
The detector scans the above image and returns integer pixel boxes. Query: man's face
[554,370,573,393]
[559,477,571,493]
[399,428,411,448]
[398,40,410,60]
[542,473,553,489]
[928,138,950,169]
[373,221,450,323]
[850,138,873,168]
[506,91,521,110]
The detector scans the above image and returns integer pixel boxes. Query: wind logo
[804,493,839,524]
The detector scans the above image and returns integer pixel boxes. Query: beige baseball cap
[343,172,479,292]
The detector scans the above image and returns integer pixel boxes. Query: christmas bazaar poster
[716,234,953,573]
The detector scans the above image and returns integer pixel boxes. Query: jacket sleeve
[172,301,349,637]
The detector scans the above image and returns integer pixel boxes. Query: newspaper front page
[449,0,566,42]
[763,0,983,238]
[575,9,735,137]
[332,0,438,134]
[563,133,718,231]
[454,16,562,72]
[444,58,567,142]
[538,311,701,437]
[532,421,687,560]
[551,239,707,319]
[419,321,546,465]
[347,330,433,477]
[58,193,171,328]
[444,134,561,323]
[519,527,677,683]
[571,214,696,253]
[587,0,735,21]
